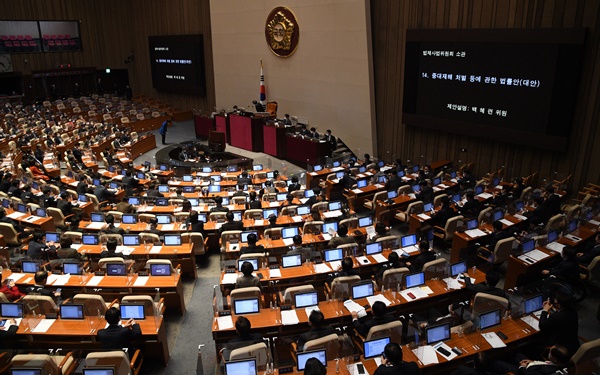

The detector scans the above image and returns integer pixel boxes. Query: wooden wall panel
[371,0,600,194]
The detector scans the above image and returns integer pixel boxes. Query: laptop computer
[328,201,342,211]
[159,164,168,171]
[276,193,287,201]
[106,263,127,276]
[120,304,145,319]
[423,202,433,212]
[224,359,257,375]
[262,209,278,219]
[90,212,104,222]
[322,222,338,234]
[297,206,310,216]
[150,263,171,276]
[164,234,181,246]
[357,179,368,188]
[296,349,326,371]
[365,242,382,255]
[282,254,302,268]
[233,298,260,315]
[450,261,467,277]
[183,175,193,182]
[82,234,99,245]
[11,370,42,375]
[387,191,398,200]
[0,302,23,318]
[324,249,343,262]
[426,323,451,345]
[156,214,171,224]
[82,369,115,375]
[493,210,504,222]
[294,291,319,309]
[352,281,374,299]
[405,272,425,289]
[45,232,60,242]
[466,219,478,230]
[241,231,258,243]
[59,304,84,319]
[401,234,417,248]
[127,197,140,205]
[363,337,391,359]
[22,261,40,273]
[79,194,88,203]
[237,259,259,272]
[358,216,373,228]
[122,214,137,224]
[232,211,242,221]
[253,164,263,171]
[155,197,169,206]
[35,208,46,218]
[123,234,140,246]
[411,184,421,193]
[567,219,578,233]
[158,185,169,193]
[475,185,484,195]
[522,239,536,254]
[63,262,82,275]
[183,186,195,193]
[17,204,27,213]
[479,309,501,331]
[547,229,559,243]
[313,165,323,172]
[304,189,315,198]
[282,227,299,239]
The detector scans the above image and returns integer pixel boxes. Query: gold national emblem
[265,7,299,58]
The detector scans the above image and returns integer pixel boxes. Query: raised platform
[154,140,253,174]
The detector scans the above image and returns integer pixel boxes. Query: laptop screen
[329,201,342,211]
[22,261,39,273]
[59,304,84,319]
[515,200,524,211]
[405,272,425,289]
[467,219,478,230]
[450,262,467,277]
[304,189,315,198]
[137,172,146,179]
[227,165,238,172]
[234,298,260,315]
[322,222,338,234]
[253,164,263,171]
[123,234,140,246]
[432,177,442,186]
[452,193,461,203]
[225,359,257,375]
[150,263,171,276]
[333,161,341,167]
[183,175,193,182]
[426,323,451,345]
[128,197,140,205]
[35,208,46,217]
[522,239,535,253]
[493,210,504,221]
[262,209,278,219]
[357,179,368,188]
[401,234,417,248]
[364,337,391,359]
[122,214,137,224]
[164,235,181,246]
[155,198,168,206]
[63,262,81,275]
[82,369,115,375]
[524,295,544,314]
[1,198,9,208]
[294,291,319,308]
[397,170,405,177]
[109,182,119,190]
[45,232,60,243]
[423,202,433,212]
[324,249,343,262]
[121,304,145,319]
[90,212,104,222]
[365,242,382,255]
[232,211,242,221]
[297,206,310,216]
[79,194,88,202]
[156,215,171,224]
[313,165,323,172]
[106,263,127,276]
[387,191,397,199]
[479,309,501,330]
[17,204,26,213]
[0,302,23,318]
[359,166,366,173]
[276,193,287,201]
[411,184,421,193]
[11,370,42,375]
[282,254,302,268]
[358,216,372,227]
[241,231,258,243]
[352,281,374,299]
[547,230,558,243]
[183,186,195,193]
[475,185,484,195]
[568,219,578,233]
[237,259,259,272]
[296,350,327,371]
[158,185,169,193]
[93,179,101,186]
[159,164,168,171]
[282,227,299,239]
[82,234,99,245]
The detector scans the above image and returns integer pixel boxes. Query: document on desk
[402,245,420,254]
[25,215,41,222]
[444,277,463,290]
[546,242,565,254]
[150,246,163,254]
[323,210,342,218]
[217,316,234,330]
[477,193,493,199]
[372,254,388,263]
[32,319,56,333]
[481,332,506,348]
[590,219,600,226]
[521,315,540,331]
[254,219,266,226]
[348,363,371,375]
[465,229,487,238]
[400,287,428,301]
[8,273,25,283]
[86,275,105,286]
[356,256,371,265]
[321,233,332,241]
[281,310,299,325]
[222,273,239,284]
[313,263,332,274]
[434,342,458,361]
[291,216,303,223]
[46,274,61,285]
[86,222,106,230]
[351,189,363,194]
[161,224,174,230]
[366,294,392,307]
[6,212,25,219]
[499,219,513,226]
[412,345,439,365]
[134,276,149,286]
[417,213,430,220]
[343,300,367,318]
[525,249,549,261]
[52,275,71,286]
[282,238,294,246]
[514,214,528,221]
[269,268,282,278]
[328,260,341,271]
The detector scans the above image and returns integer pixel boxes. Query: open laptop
[59,304,84,319]
[237,259,259,272]
[82,369,115,375]
[224,359,257,375]
[263,209,278,219]
[123,234,140,246]
[282,227,299,239]
[0,302,23,318]
[479,309,501,331]
[294,291,319,309]
[121,214,137,224]
[233,298,260,315]
[150,263,171,276]
[35,208,46,218]
[524,295,544,315]
[156,214,171,224]
[405,272,425,289]
[11,370,42,375]
[282,254,302,268]
[155,197,169,206]
[466,219,478,230]
[426,323,451,345]
[106,263,127,276]
[324,248,343,262]
[475,185,484,195]
[158,185,169,193]
[492,210,504,222]
[183,175,193,182]
[45,232,60,243]
[297,205,310,216]
[450,261,467,277]
[22,261,39,273]
[328,201,342,211]
[63,262,82,275]
[120,304,145,320]
[322,222,338,234]
[401,234,417,248]
[82,234,99,245]
[183,186,195,193]
[364,337,391,359]
[358,216,373,228]
[356,179,368,188]
[127,197,140,205]
[163,234,182,246]
[352,281,374,299]
[522,239,536,254]
[241,231,258,243]
[90,212,104,222]
[365,242,383,255]
[423,202,433,212]
[296,349,327,371]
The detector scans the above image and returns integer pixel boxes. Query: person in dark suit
[512,177,526,200]
[121,169,139,196]
[57,192,76,217]
[542,246,580,286]
[94,181,115,203]
[491,345,571,375]
[246,191,262,210]
[486,220,511,251]
[235,261,262,290]
[305,188,324,207]
[227,316,263,345]
[539,292,580,358]
[97,307,141,351]
[104,214,125,235]
[145,182,164,198]
[0,319,18,348]
[211,196,230,213]
[0,172,12,193]
[240,233,265,255]
[577,232,600,266]
[542,186,562,216]
[218,211,243,236]
[384,172,403,192]
[451,352,494,375]
[116,197,136,214]
[323,129,337,149]
[287,176,301,193]
[373,342,419,375]
[26,271,61,303]
[56,237,83,261]
[460,191,481,219]
[458,169,476,189]
[237,172,253,186]
[430,196,456,227]
[296,310,336,351]
[27,232,56,259]
[286,235,312,262]
[415,180,433,203]
[406,241,437,272]
[186,211,206,238]
[76,175,89,195]
[463,270,508,299]
[351,301,396,337]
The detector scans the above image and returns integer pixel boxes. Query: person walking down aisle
[159,119,170,145]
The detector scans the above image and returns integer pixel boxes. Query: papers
[372,254,388,263]
[465,229,487,238]
[366,294,392,307]
[282,238,294,246]
[51,275,71,286]
[331,167,344,172]
[589,219,600,226]
[408,193,416,199]
[499,219,513,226]
[323,210,342,218]
[514,214,528,221]
[546,242,565,254]
[86,275,104,286]
[477,193,493,199]
[299,198,309,204]
[216,316,234,330]
[222,273,239,284]
[348,363,370,375]
[6,212,25,219]
[329,261,341,271]
[313,263,332,274]
[356,256,371,265]
[291,216,303,223]
[434,342,458,361]
[86,222,106,230]
[400,287,428,301]
[521,315,540,331]
[150,246,163,254]
[343,300,367,318]
[7,273,25,283]
[443,277,463,290]
[481,332,507,348]
[402,245,420,254]
[412,345,439,365]
[46,274,61,285]
[305,306,320,317]
[134,276,149,286]
[525,249,549,261]
[116,246,135,256]
[269,202,280,207]
[321,233,332,241]
[417,213,431,220]
[161,224,174,230]
[281,310,299,325]
[366,226,376,240]
[254,219,265,226]
[269,268,282,278]
[31,319,56,333]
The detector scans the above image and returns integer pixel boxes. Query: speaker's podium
[228,113,267,152]
[208,130,226,152]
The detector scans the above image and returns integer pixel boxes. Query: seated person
[56,237,84,261]
[235,261,262,291]
[375,252,404,284]
[485,220,511,251]
[145,217,162,236]
[463,270,508,299]
[27,232,56,259]
[296,310,336,351]
[97,306,141,351]
[430,196,456,228]
[100,239,122,259]
[288,176,301,192]
[286,235,312,262]
[246,191,262,209]
[368,222,389,243]
[0,274,26,301]
[327,257,359,285]
[26,271,61,303]
[526,196,552,225]
[459,191,481,218]
[451,352,493,375]
[374,342,419,375]
[577,232,600,266]
[228,316,263,346]
[0,318,18,348]
[237,172,252,186]
[351,301,397,337]
[240,233,265,255]
[186,211,206,237]
[104,213,125,235]
[218,211,244,236]
[491,345,570,375]
[327,224,357,248]
[415,180,433,203]
[304,358,327,375]
[539,292,580,355]
[405,241,436,272]
[211,196,229,213]
[542,246,580,287]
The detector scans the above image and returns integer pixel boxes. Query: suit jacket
[116,201,135,214]
[56,247,82,261]
[297,325,336,350]
[416,186,434,203]
[543,194,562,216]
[97,323,142,350]
[374,361,419,375]
[352,313,397,337]
[431,206,456,227]
[76,181,88,195]
[235,275,262,290]
[240,244,266,255]
[26,285,56,301]
[27,241,51,259]
[94,185,114,202]
[579,244,600,265]
[549,259,580,285]
[328,235,357,248]
[464,278,508,299]
[218,220,244,236]
[460,199,481,218]
[0,325,18,348]
[57,199,75,217]
[287,246,312,262]
[409,251,437,272]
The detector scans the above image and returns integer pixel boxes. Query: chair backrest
[263,228,282,240]
[280,205,298,216]
[337,243,360,257]
[303,333,340,360]
[422,257,448,278]
[339,217,358,229]
[588,255,600,283]
[209,212,227,222]
[478,207,493,224]
[244,209,263,220]
[433,194,447,208]
[221,230,242,247]
[0,292,8,303]
[230,287,261,306]
[472,292,509,317]
[63,231,83,243]
[100,233,124,246]
[283,285,315,305]
[407,201,424,216]
[376,235,400,250]
[86,350,131,375]
[0,222,19,244]
[330,275,361,299]
[303,221,324,235]
[11,354,60,374]
[73,293,109,316]
[182,232,206,256]
[311,201,328,212]
[443,215,464,241]
[398,185,412,195]
[98,257,125,269]
[232,196,247,205]
[145,259,174,271]
[381,267,410,290]
[564,204,582,222]
[229,342,269,367]
[366,320,403,342]
[570,337,600,374]
[107,211,123,221]
[137,213,156,223]
[139,232,161,244]
[520,186,533,201]
[491,236,515,265]
[122,295,158,318]
[372,191,387,203]
[22,295,58,315]
[546,214,565,231]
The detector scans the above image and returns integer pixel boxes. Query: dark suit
[57,199,75,217]
[146,189,164,198]
[385,176,403,192]
[288,183,301,193]
[431,206,456,227]
[352,313,397,337]
[94,185,114,202]
[460,199,481,218]
[487,230,511,251]
[287,246,312,262]
[464,278,508,299]
[297,325,336,350]
[409,251,437,272]
[97,323,142,350]
[543,194,562,216]
[374,361,419,375]
[240,244,266,255]
[57,247,82,261]
[26,285,56,302]
[416,186,434,203]
[548,259,580,286]
[76,181,88,195]
[27,241,53,259]
[0,325,18,348]
[218,220,243,236]
[578,244,600,266]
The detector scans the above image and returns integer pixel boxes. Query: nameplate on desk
[279,366,293,373]
[218,310,231,316]
[280,305,292,311]
[225,269,236,273]
[138,271,149,276]
[95,271,105,276]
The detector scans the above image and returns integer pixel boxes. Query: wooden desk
[286,135,332,167]
[5,210,55,231]
[194,115,213,139]
[229,114,265,152]
[345,184,385,212]
[127,134,156,159]
[374,194,416,225]
[263,124,288,158]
